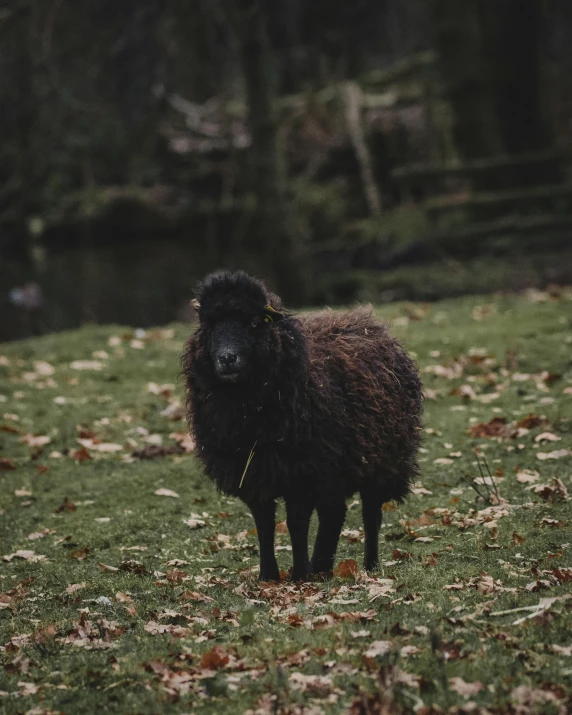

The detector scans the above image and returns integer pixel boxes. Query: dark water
[1,240,212,342]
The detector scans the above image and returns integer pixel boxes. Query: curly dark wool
[182,270,423,581]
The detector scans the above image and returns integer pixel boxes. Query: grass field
[1,288,571,714]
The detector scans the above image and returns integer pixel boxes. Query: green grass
[1,289,571,714]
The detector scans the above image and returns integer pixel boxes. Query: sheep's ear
[263,304,283,323]
[190,298,201,312]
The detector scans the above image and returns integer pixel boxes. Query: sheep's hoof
[259,569,280,583]
[290,564,312,582]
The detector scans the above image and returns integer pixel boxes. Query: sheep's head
[192,271,284,384]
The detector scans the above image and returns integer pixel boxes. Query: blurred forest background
[2,0,572,340]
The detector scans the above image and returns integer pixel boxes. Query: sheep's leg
[361,492,383,571]
[310,499,347,576]
[249,500,279,582]
[285,500,313,581]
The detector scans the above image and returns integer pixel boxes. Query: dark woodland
[1,0,572,338]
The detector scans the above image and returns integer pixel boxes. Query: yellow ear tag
[264,304,276,323]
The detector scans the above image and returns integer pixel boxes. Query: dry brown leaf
[392,549,412,560]
[70,447,92,462]
[199,646,230,670]
[333,559,359,579]
[526,478,568,502]
[55,497,76,513]
[69,547,91,561]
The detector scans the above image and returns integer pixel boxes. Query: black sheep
[183,270,423,581]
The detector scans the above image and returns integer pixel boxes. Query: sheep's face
[205,309,281,384]
[191,270,284,385]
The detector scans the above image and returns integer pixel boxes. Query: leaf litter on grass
[0,292,571,713]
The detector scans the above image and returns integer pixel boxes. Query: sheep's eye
[251,318,260,329]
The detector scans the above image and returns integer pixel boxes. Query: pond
[1,238,212,342]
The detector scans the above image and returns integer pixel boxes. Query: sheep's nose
[219,351,238,367]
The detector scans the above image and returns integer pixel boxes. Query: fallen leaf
[66,583,86,594]
[21,434,51,447]
[69,547,91,561]
[77,439,123,453]
[200,646,230,670]
[154,488,180,498]
[169,432,195,453]
[526,478,568,502]
[539,517,564,527]
[133,445,184,459]
[183,515,206,529]
[15,488,32,497]
[0,458,17,470]
[350,630,371,639]
[333,559,359,579]
[468,417,511,438]
[516,414,545,429]
[70,360,103,370]
[70,447,92,462]
[160,402,185,421]
[477,573,500,594]
[28,528,54,540]
[516,469,539,483]
[55,497,76,513]
[449,677,484,697]
[392,549,412,560]
[34,361,55,375]
[120,560,148,575]
[289,672,334,696]
[534,432,561,443]
[537,449,570,460]
[411,482,433,495]
[3,550,47,563]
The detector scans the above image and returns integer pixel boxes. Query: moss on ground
[0,288,571,714]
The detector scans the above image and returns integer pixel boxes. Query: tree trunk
[430,0,504,163]
[430,0,562,188]
[231,0,307,303]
